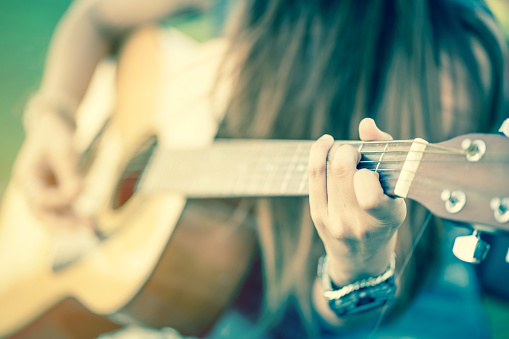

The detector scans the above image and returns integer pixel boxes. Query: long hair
[217,0,506,334]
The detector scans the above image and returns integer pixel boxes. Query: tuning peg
[452,230,490,264]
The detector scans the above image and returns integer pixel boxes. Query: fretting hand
[308,118,406,287]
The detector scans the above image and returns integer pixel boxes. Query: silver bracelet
[317,253,397,316]
[23,92,77,131]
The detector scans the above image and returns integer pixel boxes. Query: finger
[308,134,334,228]
[49,149,82,200]
[28,173,77,211]
[13,144,75,210]
[28,150,82,210]
[327,145,361,229]
[359,118,393,141]
[354,169,406,227]
[30,185,74,210]
[15,156,69,209]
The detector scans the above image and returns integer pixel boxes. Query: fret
[280,146,299,194]
[375,143,389,173]
[298,171,309,195]
[251,143,295,195]
[280,162,295,193]
[231,159,251,195]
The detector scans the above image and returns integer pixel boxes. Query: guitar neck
[138,139,413,198]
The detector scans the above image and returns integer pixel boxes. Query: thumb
[359,118,393,141]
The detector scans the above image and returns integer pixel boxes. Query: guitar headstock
[405,133,509,232]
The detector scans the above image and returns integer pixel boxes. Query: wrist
[23,91,78,131]
[326,234,397,286]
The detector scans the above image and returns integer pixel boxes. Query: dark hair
[218,0,506,334]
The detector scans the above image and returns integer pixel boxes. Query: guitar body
[0,26,256,338]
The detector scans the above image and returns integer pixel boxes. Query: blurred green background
[0,0,71,192]
[0,0,509,337]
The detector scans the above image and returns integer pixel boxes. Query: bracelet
[317,253,397,317]
[23,91,78,131]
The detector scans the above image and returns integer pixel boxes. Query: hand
[308,118,406,286]
[13,110,84,227]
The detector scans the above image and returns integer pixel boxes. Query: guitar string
[224,139,469,154]
[127,138,505,172]
[132,152,476,180]
[137,165,503,204]
[207,141,509,161]
[381,173,503,201]
[125,145,509,172]
[123,150,438,171]
[138,138,469,154]
[123,154,508,184]
[129,151,504,195]
[326,138,466,155]
[152,141,504,197]
[123,134,509,181]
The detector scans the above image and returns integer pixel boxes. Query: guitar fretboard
[137,139,413,198]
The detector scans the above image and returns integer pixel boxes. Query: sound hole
[113,137,158,209]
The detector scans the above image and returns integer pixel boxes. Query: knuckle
[308,163,326,179]
[353,226,376,241]
[329,159,347,173]
[310,207,328,227]
[355,225,395,244]
[309,136,334,179]
[327,217,352,240]
[329,227,351,241]
[329,228,361,252]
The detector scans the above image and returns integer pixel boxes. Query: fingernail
[319,134,334,142]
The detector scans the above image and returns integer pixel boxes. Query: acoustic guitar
[0,26,257,339]
[1,26,508,339]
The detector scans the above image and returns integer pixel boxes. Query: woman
[13,0,506,337]
[216,0,505,337]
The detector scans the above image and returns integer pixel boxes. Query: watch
[317,253,397,317]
